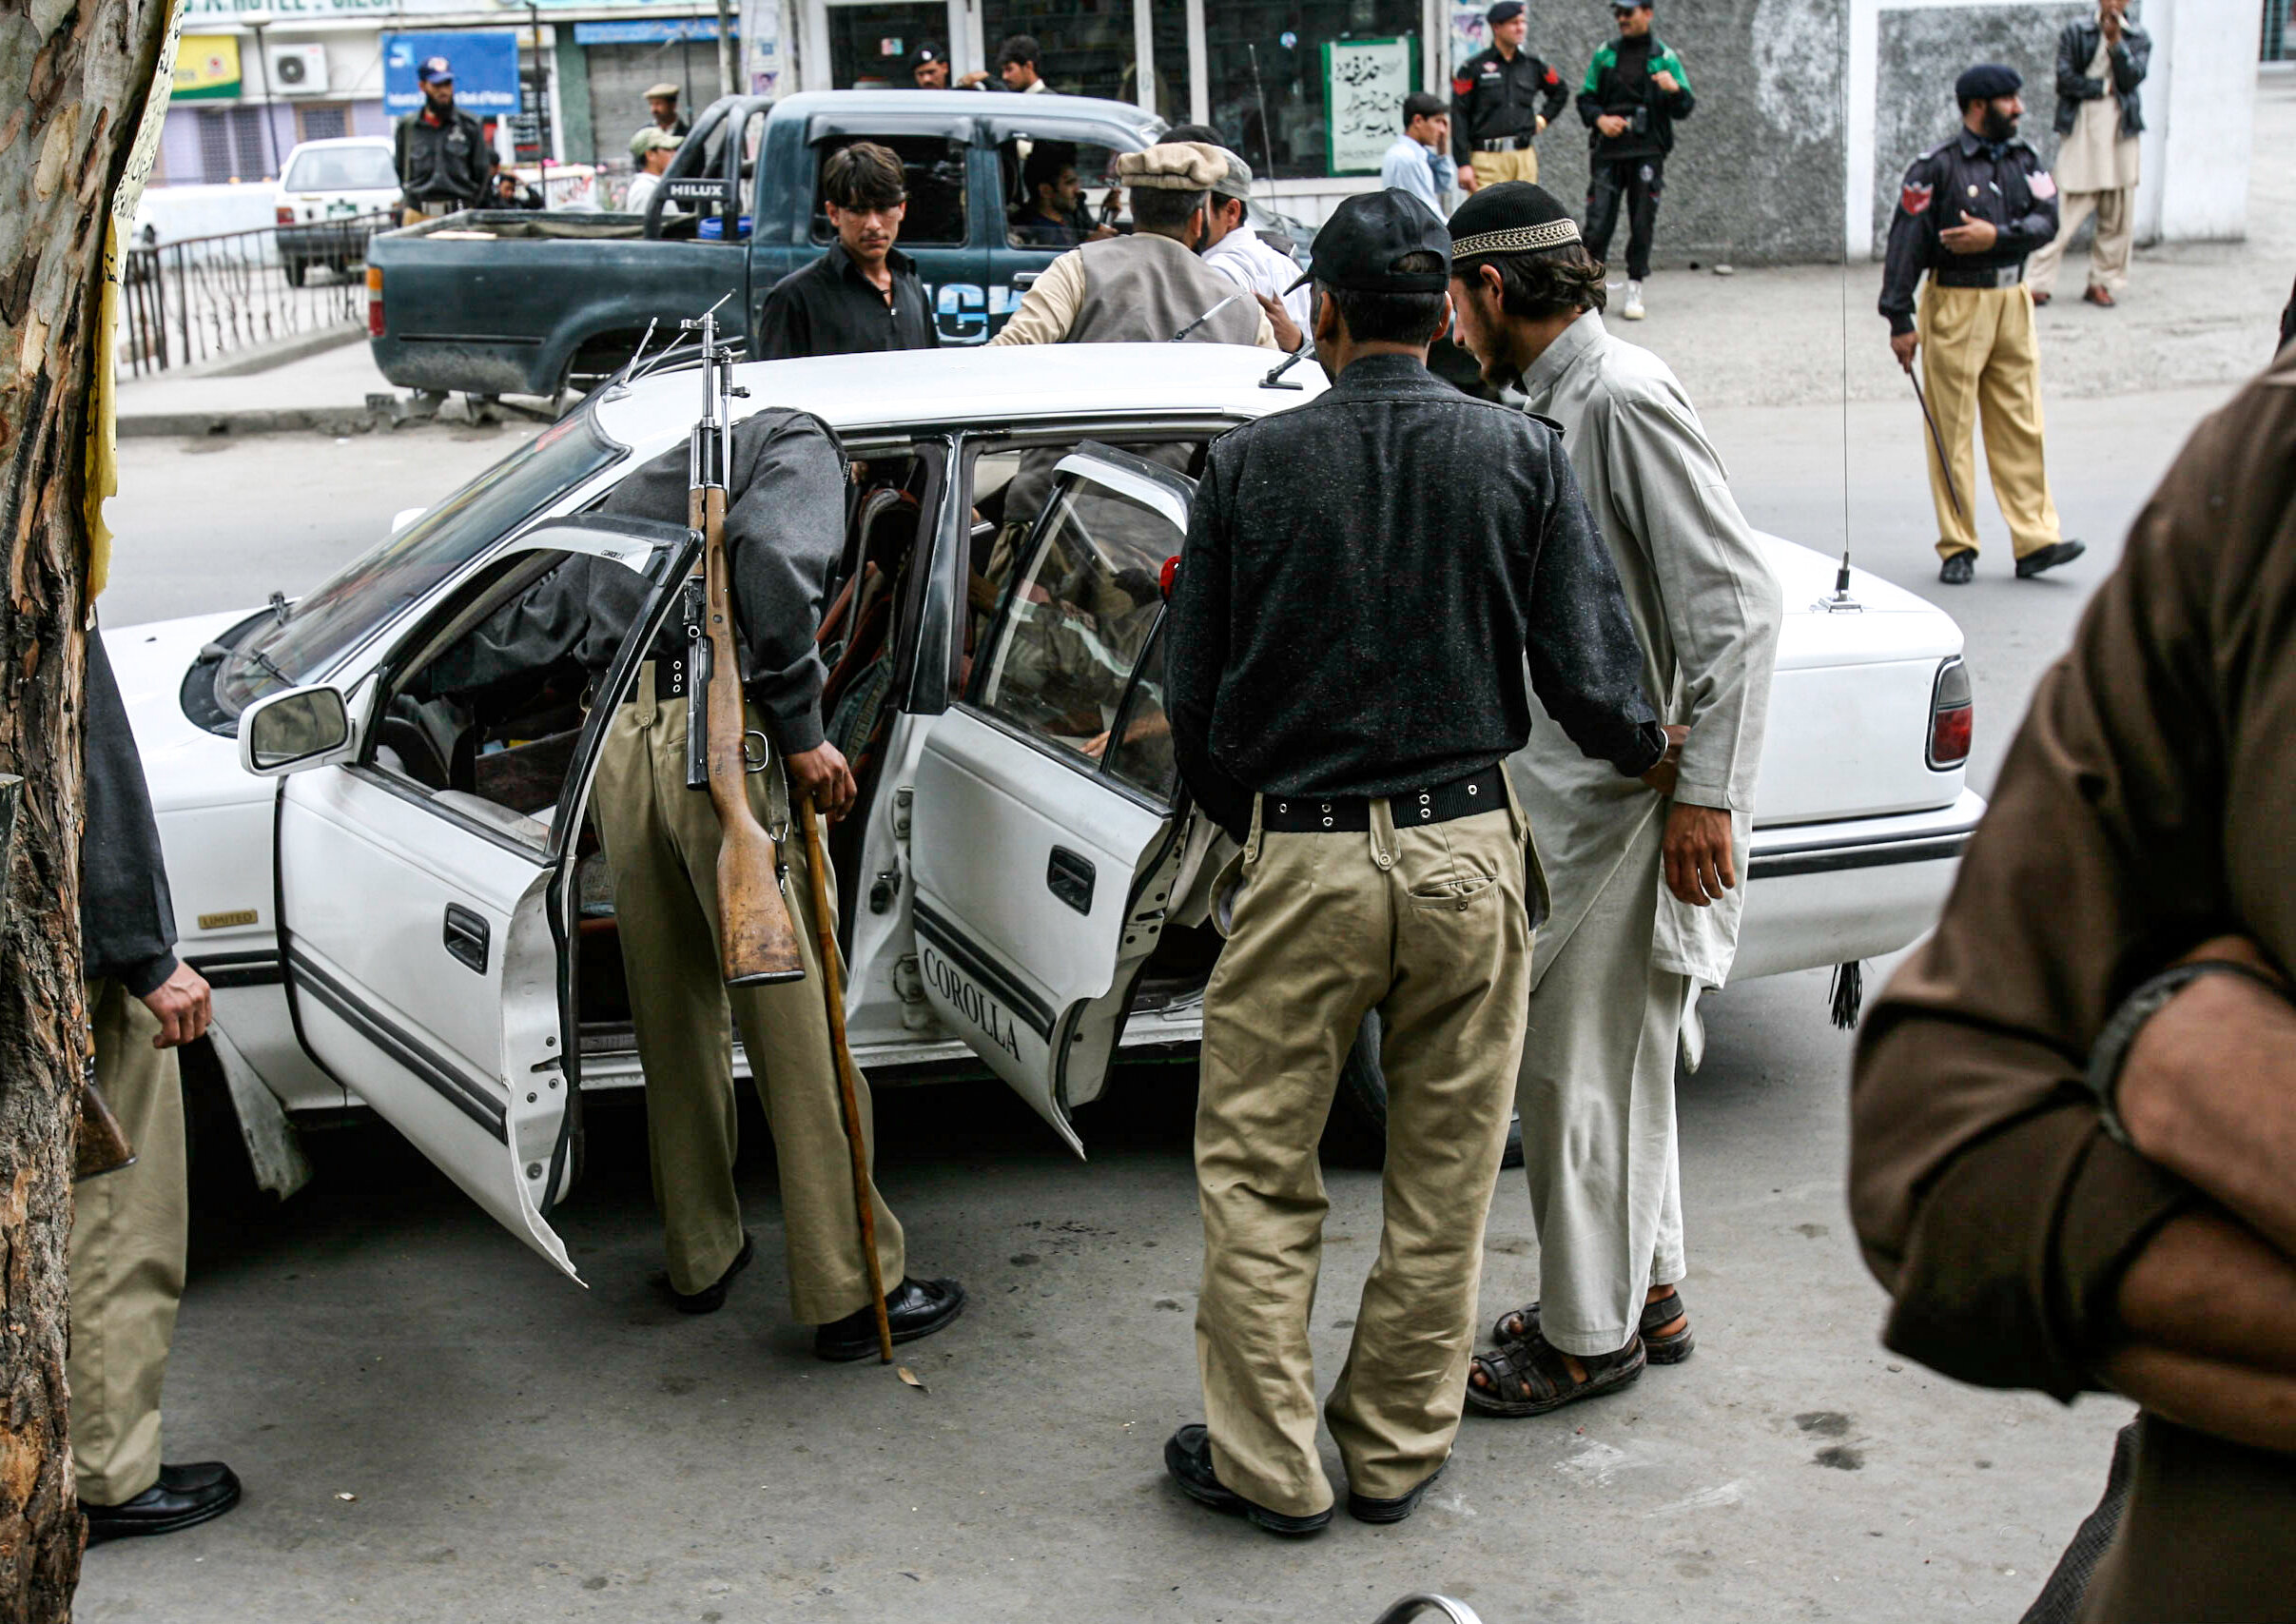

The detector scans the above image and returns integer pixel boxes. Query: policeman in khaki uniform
[1163,190,1667,1535]
[1880,64,2085,586]
[1450,1,1569,189]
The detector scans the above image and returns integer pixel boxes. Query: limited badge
[1900,181,1934,216]
[2030,169,2057,200]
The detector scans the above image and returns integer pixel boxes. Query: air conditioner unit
[268,45,329,95]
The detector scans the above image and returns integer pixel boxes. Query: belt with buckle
[1476,136,1530,152]
[1934,262,2025,290]
[1261,766,1507,834]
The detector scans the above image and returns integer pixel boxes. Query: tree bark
[0,0,179,1615]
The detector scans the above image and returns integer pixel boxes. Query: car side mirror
[240,684,354,777]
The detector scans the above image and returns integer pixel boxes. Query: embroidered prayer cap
[1447,181,1584,263]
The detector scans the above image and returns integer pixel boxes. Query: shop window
[827,1,947,88]
[981,0,1132,101]
[296,104,349,144]
[809,133,968,247]
[1202,0,1422,179]
[197,106,276,183]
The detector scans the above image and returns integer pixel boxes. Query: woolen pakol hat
[1288,189,1451,294]
[1955,63,2021,103]
[1116,143,1230,190]
[631,127,684,158]
[1447,181,1583,262]
[645,81,681,99]
[1208,149,1255,202]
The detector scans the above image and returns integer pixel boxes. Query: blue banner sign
[382,30,521,117]
[573,17,732,44]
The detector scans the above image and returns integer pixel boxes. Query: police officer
[1451,1,1569,190]
[1578,0,1693,322]
[1161,189,1668,1535]
[1881,63,2085,585]
[392,57,494,225]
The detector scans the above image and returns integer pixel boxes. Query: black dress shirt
[1165,353,1664,839]
[1878,130,2060,335]
[1450,46,1568,164]
[756,244,941,360]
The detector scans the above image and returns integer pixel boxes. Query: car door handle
[443,904,490,974]
[1046,847,1095,914]
[1011,270,1040,291]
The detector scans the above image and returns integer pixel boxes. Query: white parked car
[273,137,399,284]
[112,344,1981,1280]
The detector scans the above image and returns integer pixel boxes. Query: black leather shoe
[813,1276,965,1361]
[2015,539,2087,578]
[661,1233,755,1315]
[1938,549,1976,585]
[1164,1424,1333,1536]
[1349,1459,1446,1524]
[84,1461,242,1544]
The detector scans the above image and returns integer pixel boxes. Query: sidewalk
[116,338,418,438]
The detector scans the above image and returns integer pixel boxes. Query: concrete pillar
[2136,0,2265,240]
[554,33,593,166]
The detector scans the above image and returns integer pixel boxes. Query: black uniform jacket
[82,628,180,996]
[756,245,941,361]
[394,105,494,209]
[1878,130,2060,336]
[1450,46,1569,165]
[1165,354,1664,840]
[2053,16,2149,139]
[423,411,849,753]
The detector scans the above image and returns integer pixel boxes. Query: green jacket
[1577,36,1694,157]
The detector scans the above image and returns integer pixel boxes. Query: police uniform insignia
[2029,170,2056,200]
[1967,185,1979,197]
[1453,75,1473,95]
[1900,181,1934,216]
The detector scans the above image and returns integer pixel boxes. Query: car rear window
[282,147,400,193]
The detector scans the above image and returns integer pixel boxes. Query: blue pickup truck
[366,90,1305,399]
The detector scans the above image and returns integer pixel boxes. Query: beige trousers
[68,980,187,1506]
[593,683,905,1321]
[2026,186,2133,300]
[1917,282,2064,560]
[1195,793,1530,1516]
[1469,147,1541,187]
[1514,813,1689,1357]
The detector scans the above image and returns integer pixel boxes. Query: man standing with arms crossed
[1162,190,1667,1535]
[2027,0,2149,309]
[1578,0,1693,322]
[1451,1,1568,190]
[1445,182,1781,1416]
[1881,64,2084,586]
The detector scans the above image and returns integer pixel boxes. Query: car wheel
[1320,1008,1527,1171]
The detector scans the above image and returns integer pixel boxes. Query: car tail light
[366,265,384,337]
[275,205,295,225]
[1928,655,1972,769]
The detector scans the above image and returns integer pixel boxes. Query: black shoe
[661,1233,755,1315]
[1348,1460,1446,1524]
[1938,550,1976,585]
[84,1462,242,1544]
[2015,539,2087,578]
[1163,1425,1333,1536]
[813,1276,965,1361]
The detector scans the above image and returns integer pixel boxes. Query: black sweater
[82,629,179,995]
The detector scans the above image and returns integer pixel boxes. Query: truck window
[996,137,1130,248]
[810,134,967,248]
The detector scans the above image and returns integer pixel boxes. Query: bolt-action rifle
[681,305,807,988]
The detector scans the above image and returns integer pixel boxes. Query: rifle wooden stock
[691,482,807,988]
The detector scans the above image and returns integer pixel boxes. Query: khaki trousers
[1195,793,1530,1516]
[68,980,187,1506]
[1917,282,2064,561]
[593,683,905,1321]
[1514,813,1689,1358]
[1469,146,1540,187]
[2026,186,2133,300]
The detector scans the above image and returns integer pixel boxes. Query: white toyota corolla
[112,343,1981,1280]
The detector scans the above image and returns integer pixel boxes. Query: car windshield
[215,411,625,717]
[282,147,399,192]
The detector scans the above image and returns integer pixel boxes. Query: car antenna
[1819,548,1861,613]
[1260,344,1311,390]
[1170,290,1245,342]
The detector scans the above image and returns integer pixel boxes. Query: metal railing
[118,211,396,378]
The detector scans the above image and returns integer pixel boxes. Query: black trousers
[1586,156,1664,282]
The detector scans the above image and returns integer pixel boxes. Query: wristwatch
[2085,959,2288,1145]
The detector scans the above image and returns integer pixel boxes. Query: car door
[909,446,1193,1152]
[253,519,696,1280]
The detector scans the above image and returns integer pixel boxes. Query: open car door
[910,447,1193,1153]
[250,519,696,1280]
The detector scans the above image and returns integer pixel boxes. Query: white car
[273,137,399,284]
[113,343,1981,1280]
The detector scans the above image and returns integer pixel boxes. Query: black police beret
[1955,63,2021,104]
[1447,181,1582,262]
[1487,1,1526,23]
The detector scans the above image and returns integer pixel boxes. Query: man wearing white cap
[1166,131,1312,350]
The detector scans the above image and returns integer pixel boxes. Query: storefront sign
[1323,36,1417,175]
[382,29,521,116]
[184,0,442,14]
[571,17,731,43]
[172,33,242,99]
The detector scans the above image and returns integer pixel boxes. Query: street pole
[714,0,737,96]
[250,18,281,179]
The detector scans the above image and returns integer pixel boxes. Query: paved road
[84,322,2259,1620]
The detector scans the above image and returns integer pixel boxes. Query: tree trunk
[0,0,179,1615]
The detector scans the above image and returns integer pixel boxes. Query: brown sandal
[1465,1331,1646,1418]
[1492,1288,1697,1365]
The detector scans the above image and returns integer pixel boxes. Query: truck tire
[1320,1008,1527,1171]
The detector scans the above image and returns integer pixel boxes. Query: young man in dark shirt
[1008,142,1102,247]
[1577,1,1693,319]
[757,143,942,359]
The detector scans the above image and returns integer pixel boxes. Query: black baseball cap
[1287,189,1451,294]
